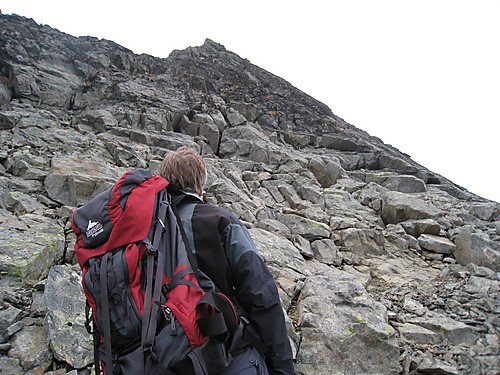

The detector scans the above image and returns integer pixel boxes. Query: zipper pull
[161,305,171,322]
[158,303,177,336]
[169,309,177,336]
[250,359,261,375]
[156,302,170,322]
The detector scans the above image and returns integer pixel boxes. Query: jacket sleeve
[224,223,295,375]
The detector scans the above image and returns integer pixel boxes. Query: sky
[3,1,499,202]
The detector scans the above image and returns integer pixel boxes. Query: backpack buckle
[143,239,157,255]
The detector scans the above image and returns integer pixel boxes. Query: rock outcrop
[0,14,499,375]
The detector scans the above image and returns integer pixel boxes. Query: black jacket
[173,192,295,375]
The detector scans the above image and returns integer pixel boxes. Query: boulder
[262,180,285,204]
[44,264,93,369]
[195,116,220,152]
[278,182,306,210]
[319,134,365,152]
[257,218,292,237]
[44,157,128,206]
[324,188,382,228]
[0,357,24,374]
[413,354,459,375]
[101,135,150,168]
[0,190,45,215]
[0,213,65,283]
[0,110,20,130]
[469,202,499,221]
[11,63,83,107]
[308,156,346,188]
[395,322,441,345]
[79,109,118,132]
[278,213,331,241]
[291,234,314,258]
[207,177,254,207]
[341,228,386,256]
[0,81,12,106]
[208,109,227,129]
[8,319,53,374]
[378,154,421,175]
[249,228,307,276]
[466,263,497,279]
[454,226,500,271]
[224,107,247,126]
[400,218,441,238]
[466,276,499,295]
[296,263,400,375]
[233,102,263,122]
[311,239,342,266]
[408,311,478,345]
[418,234,456,254]
[381,191,442,224]
[0,303,22,339]
[363,172,427,193]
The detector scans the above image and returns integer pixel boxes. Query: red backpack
[72,168,239,374]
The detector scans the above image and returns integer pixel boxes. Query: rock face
[0,14,499,375]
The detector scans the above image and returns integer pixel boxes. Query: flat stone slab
[408,311,478,345]
[395,322,441,345]
[418,234,457,254]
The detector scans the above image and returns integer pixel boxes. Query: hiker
[159,146,296,375]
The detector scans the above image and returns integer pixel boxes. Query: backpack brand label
[86,219,104,238]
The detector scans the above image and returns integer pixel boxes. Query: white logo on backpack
[87,219,104,238]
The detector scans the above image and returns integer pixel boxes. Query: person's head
[159,146,207,196]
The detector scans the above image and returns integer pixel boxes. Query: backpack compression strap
[99,252,114,375]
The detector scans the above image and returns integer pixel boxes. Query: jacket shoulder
[192,201,240,226]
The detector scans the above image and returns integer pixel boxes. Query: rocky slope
[0,14,499,375]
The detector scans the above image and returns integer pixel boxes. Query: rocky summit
[0,14,499,375]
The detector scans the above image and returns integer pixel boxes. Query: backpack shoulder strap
[141,190,169,373]
[170,193,202,284]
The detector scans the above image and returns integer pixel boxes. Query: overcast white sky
[3,1,499,202]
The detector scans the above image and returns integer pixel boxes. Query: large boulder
[44,264,93,369]
[295,263,400,375]
[0,212,65,283]
[308,156,346,188]
[454,226,500,271]
[278,213,331,241]
[249,228,306,275]
[310,239,343,266]
[8,319,53,374]
[468,202,500,221]
[10,62,83,107]
[340,228,386,256]
[418,234,457,255]
[44,157,128,206]
[363,172,427,193]
[400,219,441,238]
[381,191,442,224]
[408,311,478,345]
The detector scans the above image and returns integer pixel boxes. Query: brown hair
[159,146,207,194]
